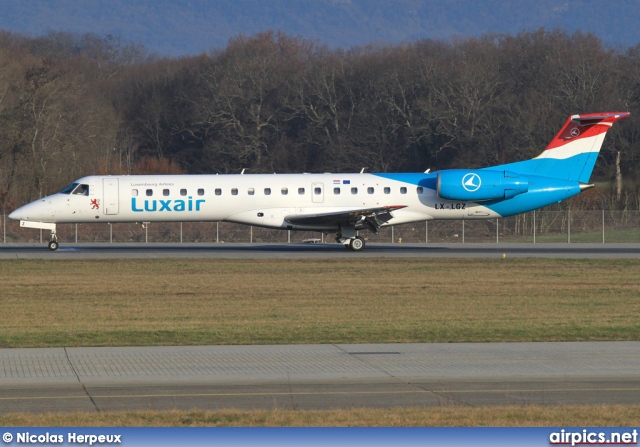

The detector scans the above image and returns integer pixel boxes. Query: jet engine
[437,170,529,201]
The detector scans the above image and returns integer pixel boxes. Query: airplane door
[311,182,324,203]
[103,178,119,215]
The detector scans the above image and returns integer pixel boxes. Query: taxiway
[1,342,639,413]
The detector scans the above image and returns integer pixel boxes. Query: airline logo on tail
[542,112,629,155]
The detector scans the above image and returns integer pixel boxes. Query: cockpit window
[60,183,89,195]
[72,184,89,196]
[60,183,79,194]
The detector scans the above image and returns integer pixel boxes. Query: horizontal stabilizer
[544,112,630,152]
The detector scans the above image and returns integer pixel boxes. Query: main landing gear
[335,235,366,251]
[335,225,366,251]
[347,236,365,251]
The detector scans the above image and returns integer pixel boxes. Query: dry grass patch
[2,406,640,426]
[1,258,639,347]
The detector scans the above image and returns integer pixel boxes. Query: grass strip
[1,406,640,426]
[1,258,639,347]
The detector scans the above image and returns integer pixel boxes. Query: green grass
[1,258,639,348]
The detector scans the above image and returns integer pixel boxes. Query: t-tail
[444,111,632,218]
[495,112,630,183]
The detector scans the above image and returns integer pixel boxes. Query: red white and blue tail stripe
[496,112,630,183]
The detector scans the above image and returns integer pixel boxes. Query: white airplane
[9,112,630,251]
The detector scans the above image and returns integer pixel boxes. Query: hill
[0,0,639,56]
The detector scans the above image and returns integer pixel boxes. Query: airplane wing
[284,205,406,232]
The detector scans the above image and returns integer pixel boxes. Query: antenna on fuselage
[424,169,431,173]
[360,167,366,174]
[241,168,246,174]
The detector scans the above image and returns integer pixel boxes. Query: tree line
[1,28,639,211]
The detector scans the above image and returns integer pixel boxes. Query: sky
[0,0,639,56]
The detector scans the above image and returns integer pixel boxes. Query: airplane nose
[9,201,40,221]
[8,209,21,220]
[8,199,54,222]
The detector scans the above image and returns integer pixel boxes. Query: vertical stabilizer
[496,112,630,182]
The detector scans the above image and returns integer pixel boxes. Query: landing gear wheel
[348,236,365,251]
[48,240,59,251]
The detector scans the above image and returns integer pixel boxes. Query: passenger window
[264,188,271,195]
[367,187,374,194]
[231,188,238,196]
[215,188,222,196]
[248,188,255,195]
[132,189,138,197]
[417,187,424,194]
[334,187,340,194]
[298,187,305,195]
[314,187,321,195]
[351,187,358,194]
[146,189,153,197]
[180,189,187,196]
[197,188,204,196]
[400,187,407,194]
[281,187,288,195]
[163,189,170,196]
[384,187,390,194]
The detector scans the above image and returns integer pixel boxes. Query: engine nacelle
[437,170,529,201]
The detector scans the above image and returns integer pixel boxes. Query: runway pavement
[1,342,639,413]
[1,242,639,259]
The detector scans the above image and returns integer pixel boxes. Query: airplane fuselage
[13,172,581,232]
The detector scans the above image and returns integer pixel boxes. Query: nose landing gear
[48,233,59,251]
[17,221,59,251]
